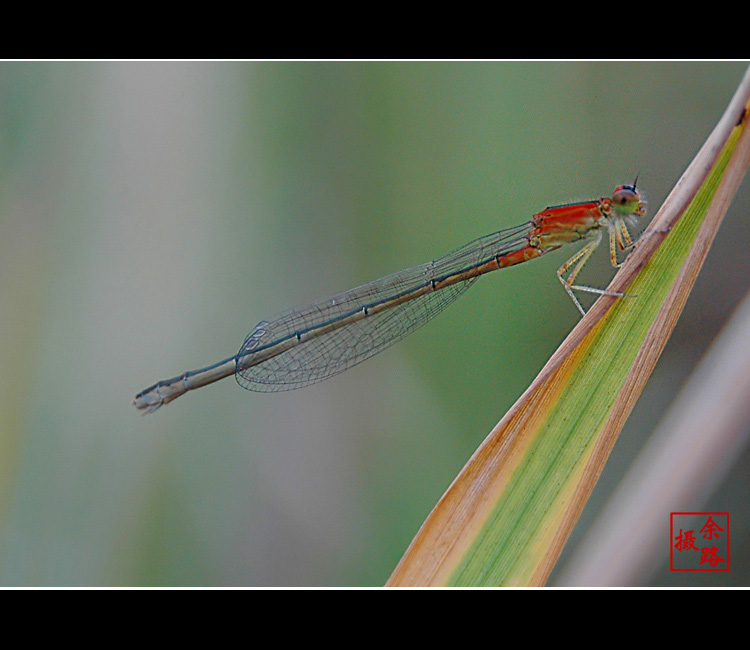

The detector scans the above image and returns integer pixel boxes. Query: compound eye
[613,186,638,205]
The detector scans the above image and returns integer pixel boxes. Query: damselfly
[134,183,646,413]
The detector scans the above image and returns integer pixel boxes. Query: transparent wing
[236,224,530,392]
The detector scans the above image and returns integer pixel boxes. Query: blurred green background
[1,61,748,586]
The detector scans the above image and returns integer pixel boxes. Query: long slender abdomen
[497,244,545,268]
